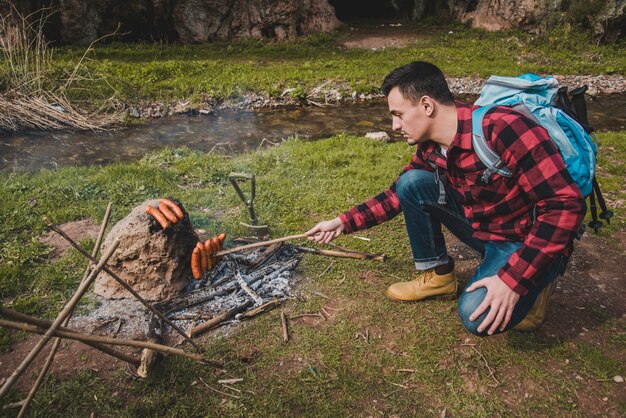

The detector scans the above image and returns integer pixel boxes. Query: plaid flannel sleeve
[489,113,586,295]
[339,150,431,234]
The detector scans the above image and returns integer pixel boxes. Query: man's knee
[457,288,489,337]
[396,170,435,203]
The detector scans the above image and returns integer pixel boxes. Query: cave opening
[328,0,405,21]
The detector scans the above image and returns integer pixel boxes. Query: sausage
[203,240,213,271]
[158,202,179,224]
[211,237,221,262]
[216,233,226,250]
[211,237,221,252]
[158,198,184,221]
[145,205,170,230]
[197,242,207,274]
[190,246,202,280]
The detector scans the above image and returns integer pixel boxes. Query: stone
[3,0,341,45]
[93,199,198,301]
[365,131,392,142]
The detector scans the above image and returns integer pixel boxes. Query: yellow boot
[386,269,457,302]
[514,280,557,332]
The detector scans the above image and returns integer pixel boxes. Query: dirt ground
[338,22,435,50]
[2,228,624,399]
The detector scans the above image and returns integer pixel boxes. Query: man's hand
[306,217,344,244]
[466,275,520,335]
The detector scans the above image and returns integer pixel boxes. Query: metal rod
[46,223,203,353]
[0,240,119,399]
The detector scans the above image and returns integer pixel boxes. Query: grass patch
[1,131,625,415]
[1,26,623,107]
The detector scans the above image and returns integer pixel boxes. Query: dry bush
[0,3,122,132]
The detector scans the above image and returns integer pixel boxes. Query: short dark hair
[381,61,454,105]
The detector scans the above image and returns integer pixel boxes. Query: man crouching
[306,61,585,336]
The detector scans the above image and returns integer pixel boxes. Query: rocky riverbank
[129,74,626,119]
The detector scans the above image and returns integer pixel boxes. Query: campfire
[0,199,385,416]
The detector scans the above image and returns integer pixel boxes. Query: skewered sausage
[158,202,179,224]
[216,233,226,248]
[197,242,207,273]
[158,198,184,220]
[203,240,213,271]
[145,205,170,229]
[190,246,202,280]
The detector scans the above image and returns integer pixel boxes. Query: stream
[1,94,625,172]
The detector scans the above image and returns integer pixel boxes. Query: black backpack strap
[593,176,613,224]
[587,186,603,233]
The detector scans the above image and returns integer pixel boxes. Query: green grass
[1,131,625,416]
[1,26,623,107]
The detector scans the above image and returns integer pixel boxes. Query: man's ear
[420,95,435,117]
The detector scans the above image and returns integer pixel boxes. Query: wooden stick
[19,202,113,418]
[189,301,253,337]
[46,223,203,353]
[0,319,221,367]
[295,246,387,261]
[0,308,139,367]
[216,233,309,256]
[241,299,281,319]
[234,268,263,306]
[0,240,119,399]
[280,311,289,343]
[137,314,162,378]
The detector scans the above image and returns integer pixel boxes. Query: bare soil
[338,23,434,50]
[39,219,101,260]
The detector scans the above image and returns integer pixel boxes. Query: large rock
[15,0,341,44]
[93,199,198,301]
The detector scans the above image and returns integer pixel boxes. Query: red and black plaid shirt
[339,101,585,295]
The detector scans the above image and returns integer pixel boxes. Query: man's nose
[391,117,401,131]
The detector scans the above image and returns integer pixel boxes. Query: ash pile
[72,243,301,340]
[70,198,302,340]
[157,243,301,331]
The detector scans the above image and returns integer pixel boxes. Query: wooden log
[189,301,253,337]
[0,319,221,367]
[0,307,139,367]
[241,299,281,319]
[281,311,289,343]
[0,240,119,399]
[137,314,163,378]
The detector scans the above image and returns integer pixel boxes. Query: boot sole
[386,292,457,303]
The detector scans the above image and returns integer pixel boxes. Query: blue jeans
[396,169,566,336]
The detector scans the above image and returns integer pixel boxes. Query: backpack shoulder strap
[471,104,513,184]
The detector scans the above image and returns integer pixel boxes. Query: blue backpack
[472,73,611,232]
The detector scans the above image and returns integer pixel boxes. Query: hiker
[306,61,586,336]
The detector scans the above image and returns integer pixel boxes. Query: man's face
[387,87,431,146]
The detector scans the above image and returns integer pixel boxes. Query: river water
[1,95,625,172]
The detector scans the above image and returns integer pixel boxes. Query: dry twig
[281,311,289,343]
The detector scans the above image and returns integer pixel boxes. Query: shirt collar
[450,100,475,150]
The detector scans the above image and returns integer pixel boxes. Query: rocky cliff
[1,0,342,44]
[1,0,623,44]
